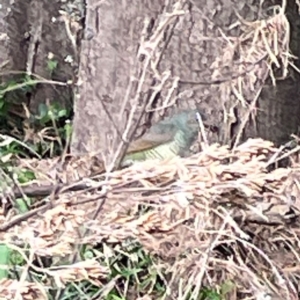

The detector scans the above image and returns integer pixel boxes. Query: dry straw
[1,137,300,299]
[0,2,299,299]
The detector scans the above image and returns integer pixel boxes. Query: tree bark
[1,0,82,114]
[247,0,300,146]
[0,0,13,71]
[72,0,300,164]
[72,0,167,165]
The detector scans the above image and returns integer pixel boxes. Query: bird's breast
[145,141,180,160]
[121,130,196,166]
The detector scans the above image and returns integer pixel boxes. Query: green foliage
[14,197,31,213]
[0,74,36,99]
[43,242,167,300]
[0,243,11,279]
[43,242,233,300]
[36,102,69,125]
[0,135,38,205]
[30,102,73,156]
[182,280,233,300]
[0,135,40,161]
[0,71,73,158]
[0,137,37,280]
[17,168,36,184]
[46,58,59,74]
[200,287,223,300]
[9,244,30,267]
[0,71,73,286]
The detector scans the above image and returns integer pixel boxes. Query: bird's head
[172,109,203,134]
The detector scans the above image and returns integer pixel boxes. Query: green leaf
[201,287,222,300]
[17,169,36,184]
[37,103,49,119]
[64,121,73,138]
[0,98,5,110]
[58,109,67,118]
[39,103,48,119]
[0,243,11,279]
[47,59,58,72]
[15,197,31,213]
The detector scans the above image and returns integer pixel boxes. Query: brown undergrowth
[0,1,297,299]
[1,138,300,299]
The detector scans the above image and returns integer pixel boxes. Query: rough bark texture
[250,0,300,146]
[0,0,12,70]
[72,1,165,161]
[1,0,28,74]
[1,0,82,114]
[72,0,300,162]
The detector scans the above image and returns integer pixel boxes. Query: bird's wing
[126,122,177,154]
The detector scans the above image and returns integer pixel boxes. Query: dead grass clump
[1,138,300,299]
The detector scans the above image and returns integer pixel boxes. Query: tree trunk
[72,0,168,165]
[72,0,300,164]
[1,0,81,114]
[247,0,300,146]
[0,0,12,71]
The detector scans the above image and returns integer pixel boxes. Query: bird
[121,109,203,167]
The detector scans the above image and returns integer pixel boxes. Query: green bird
[121,109,202,167]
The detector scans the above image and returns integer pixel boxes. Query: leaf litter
[0,137,299,298]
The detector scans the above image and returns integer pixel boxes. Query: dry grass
[0,1,298,299]
[1,137,300,299]
[211,1,294,146]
